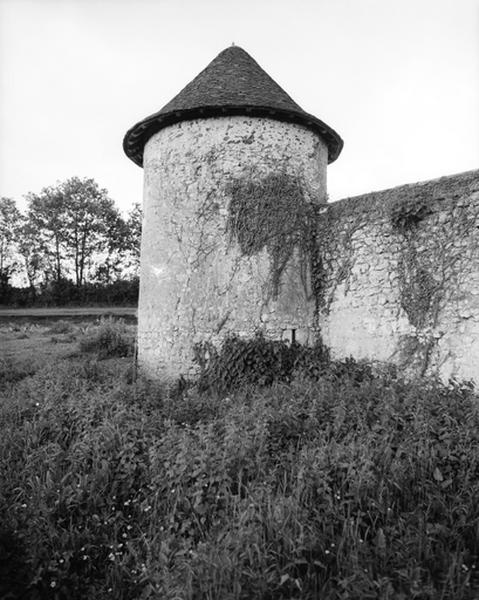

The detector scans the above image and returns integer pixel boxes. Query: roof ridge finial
[231,41,235,46]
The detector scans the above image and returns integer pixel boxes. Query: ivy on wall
[313,207,364,315]
[390,194,478,375]
[226,172,319,301]
[225,172,366,322]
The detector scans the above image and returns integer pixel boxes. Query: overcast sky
[1,0,478,213]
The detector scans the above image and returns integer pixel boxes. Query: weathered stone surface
[138,111,479,385]
[139,115,328,379]
[318,170,479,383]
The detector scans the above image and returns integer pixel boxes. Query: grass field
[1,318,479,599]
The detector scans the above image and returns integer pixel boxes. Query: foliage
[1,277,139,308]
[193,332,334,393]
[47,320,74,335]
[0,197,22,298]
[390,196,433,232]
[78,317,135,359]
[226,173,318,298]
[1,351,478,599]
[0,356,36,389]
[26,177,124,286]
[398,251,439,330]
[0,178,142,306]
[124,202,142,272]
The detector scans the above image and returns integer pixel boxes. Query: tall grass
[0,354,478,599]
[78,317,135,359]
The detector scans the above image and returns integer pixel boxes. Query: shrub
[193,332,331,393]
[79,318,135,359]
[47,320,74,335]
[0,356,36,388]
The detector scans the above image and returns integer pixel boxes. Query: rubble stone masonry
[318,170,479,383]
[138,112,478,383]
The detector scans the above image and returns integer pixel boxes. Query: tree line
[0,177,141,306]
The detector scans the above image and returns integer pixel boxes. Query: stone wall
[137,110,478,384]
[139,115,328,379]
[318,170,479,383]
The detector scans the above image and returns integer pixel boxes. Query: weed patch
[79,317,135,359]
[0,354,478,599]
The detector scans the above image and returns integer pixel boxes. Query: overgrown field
[1,319,479,599]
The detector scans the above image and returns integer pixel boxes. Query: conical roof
[123,46,343,167]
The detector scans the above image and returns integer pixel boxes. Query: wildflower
[35,402,40,407]
[82,555,88,560]
[20,503,27,508]
[107,588,113,593]
[462,564,469,571]
[144,505,151,512]
[108,553,115,561]
[122,533,127,538]
[325,550,330,555]
[50,581,57,588]
[126,525,132,530]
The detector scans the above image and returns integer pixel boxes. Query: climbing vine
[313,206,363,314]
[390,196,433,232]
[390,193,478,376]
[226,172,320,301]
[225,172,363,319]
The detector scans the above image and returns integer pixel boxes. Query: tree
[26,186,68,283]
[94,210,130,285]
[26,177,123,286]
[16,220,45,293]
[0,197,22,291]
[125,202,142,274]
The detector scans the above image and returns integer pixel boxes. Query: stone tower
[123,46,342,380]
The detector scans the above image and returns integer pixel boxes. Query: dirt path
[0,307,137,319]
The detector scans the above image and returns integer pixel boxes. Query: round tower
[123,46,342,380]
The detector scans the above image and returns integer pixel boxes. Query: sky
[1,0,478,214]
